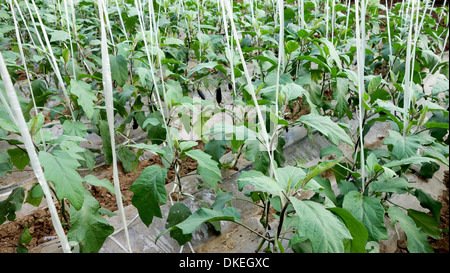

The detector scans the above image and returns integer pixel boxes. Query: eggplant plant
[0,0,448,254]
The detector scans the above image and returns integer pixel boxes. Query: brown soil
[284,96,310,121]
[0,142,204,253]
[92,142,203,212]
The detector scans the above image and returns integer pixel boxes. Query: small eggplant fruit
[216,87,222,104]
[197,90,206,100]
[132,116,139,130]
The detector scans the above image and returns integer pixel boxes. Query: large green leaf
[412,188,442,221]
[383,130,423,159]
[165,79,183,107]
[290,198,352,253]
[407,209,442,240]
[342,191,388,242]
[302,157,343,188]
[109,54,128,87]
[39,151,85,210]
[84,175,116,195]
[179,207,240,234]
[185,149,221,189]
[384,156,436,168]
[369,177,410,194]
[7,148,29,170]
[67,189,114,253]
[204,139,227,162]
[388,207,433,253]
[319,38,342,69]
[298,114,353,146]
[187,61,219,78]
[333,77,349,118]
[156,207,241,244]
[0,187,24,225]
[50,30,70,42]
[68,80,97,119]
[130,165,168,227]
[280,82,306,103]
[275,166,306,192]
[165,203,193,245]
[328,207,368,253]
[62,120,87,138]
[238,170,284,196]
[117,146,137,173]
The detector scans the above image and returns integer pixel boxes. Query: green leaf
[422,148,449,166]
[117,146,137,173]
[384,156,436,168]
[342,191,388,242]
[7,148,29,170]
[175,207,241,234]
[298,114,353,146]
[333,77,349,118]
[0,117,19,133]
[38,151,85,210]
[27,112,45,137]
[17,225,32,253]
[320,145,344,159]
[67,189,114,253]
[328,207,368,253]
[412,189,442,221]
[25,183,44,207]
[187,61,219,78]
[407,209,441,239]
[254,151,271,175]
[98,120,112,165]
[419,161,440,179]
[367,75,382,93]
[128,143,165,156]
[237,170,284,196]
[50,30,70,42]
[425,121,449,130]
[369,177,410,194]
[290,198,352,253]
[375,99,405,114]
[319,38,342,69]
[314,176,337,205]
[165,79,183,107]
[0,187,25,225]
[62,48,70,64]
[145,112,167,145]
[185,149,221,189]
[211,192,234,211]
[204,139,227,162]
[63,120,87,138]
[69,80,97,119]
[285,40,300,54]
[84,175,115,195]
[388,207,433,253]
[130,165,168,227]
[0,152,12,177]
[275,166,306,192]
[165,203,193,245]
[383,130,422,159]
[109,54,128,87]
[302,158,343,188]
[178,141,198,152]
[163,37,185,46]
[280,82,306,103]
